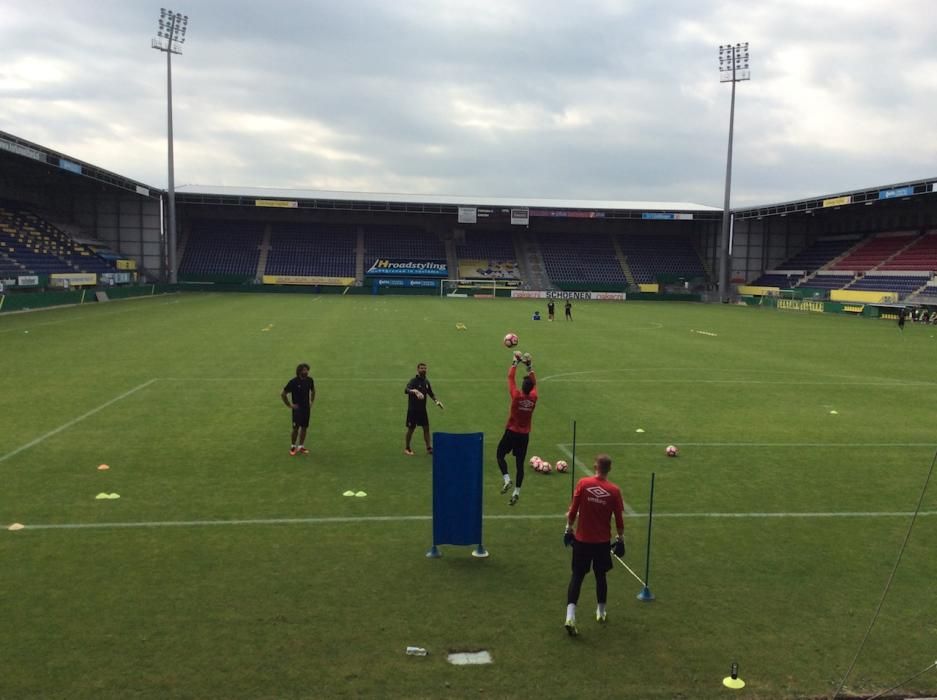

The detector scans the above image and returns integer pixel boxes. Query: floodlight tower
[717,42,749,301]
[152,9,188,284]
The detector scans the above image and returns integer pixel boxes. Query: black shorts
[571,540,613,576]
[292,407,310,428]
[497,430,529,458]
[406,408,429,428]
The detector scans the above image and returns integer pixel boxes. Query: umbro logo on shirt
[586,486,610,498]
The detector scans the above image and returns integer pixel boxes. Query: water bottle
[406,646,428,656]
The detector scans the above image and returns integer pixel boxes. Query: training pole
[570,420,577,499]
[637,471,656,601]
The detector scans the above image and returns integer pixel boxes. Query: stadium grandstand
[4,126,937,313]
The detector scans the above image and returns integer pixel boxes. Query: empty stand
[179,220,264,276]
[803,272,856,290]
[878,232,937,271]
[831,232,916,272]
[265,223,356,277]
[537,231,627,286]
[617,234,705,284]
[456,230,519,279]
[774,236,861,273]
[845,271,930,299]
[363,226,445,261]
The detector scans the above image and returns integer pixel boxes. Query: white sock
[597,603,607,616]
[503,474,511,483]
[291,444,296,449]
[298,444,304,449]
[566,603,577,621]
[513,487,520,497]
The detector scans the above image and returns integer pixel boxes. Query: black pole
[644,472,656,588]
[570,420,577,499]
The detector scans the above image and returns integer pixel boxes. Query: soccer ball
[529,455,542,467]
[533,462,543,472]
[504,332,519,348]
[540,461,551,473]
[666,445,679,457]
[555,460,568,473]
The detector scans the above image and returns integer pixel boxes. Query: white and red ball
[540,461,551,473]
[666,445,679,457]
[503,332,519,348]
[530,455,542,467]
[555,460,568,473]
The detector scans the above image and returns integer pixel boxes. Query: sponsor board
[511,290,626,301]
[50,273,97,287]
[262,274,355,286]
[457,206,477,224]
[458,259,520,280]
[822,195,851,208]
[878,186,913,200]
[116,259,137,270]
[59,159,83,174]
[529,209,606,219]
[510,208,529,226]
[0,139,45,162]
[255,199,298,208]
[642,212,694,220]
[135,185,150,197]
[377,278,437,288]
[366,259,448,277]
[777,299,824,313]
[17,275,39,287]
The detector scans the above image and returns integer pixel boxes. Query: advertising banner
[510,290,626,301]
[255,199,298,208]
[641,212,694,221]
[17,275,39,287]
[116,259,137,270]
[458,259,520,280]
[529,210,606,219]
[878,186,913,200]
[377,279,437,288]
[366,259,448,277]
[262,275,355,286]
[510,208,529,226]
[50,273,96,286]
[823,195,851,208]
[59,159,83,175]
[135,185,150,197]
[457,207,477,224]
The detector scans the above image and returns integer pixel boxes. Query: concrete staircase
[514,230,551,290]
[610,234,637,288]
[254,223,272,280]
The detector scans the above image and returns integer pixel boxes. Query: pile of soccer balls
[530,456,568,474]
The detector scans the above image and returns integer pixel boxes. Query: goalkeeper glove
[564,528,574,547]
[612,537,625,558]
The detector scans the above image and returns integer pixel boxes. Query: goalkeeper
[562,453,625,636]
[495,350,537,505]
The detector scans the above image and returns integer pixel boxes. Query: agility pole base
[637,586,655,602]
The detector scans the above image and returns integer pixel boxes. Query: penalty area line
[10,511,937,533]
[0,379,159,464]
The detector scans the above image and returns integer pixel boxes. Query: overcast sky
[1,0,935,208]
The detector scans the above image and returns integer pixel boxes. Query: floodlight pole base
[637,586,655,602]
[426,546,442,559]
[472,544,489,558]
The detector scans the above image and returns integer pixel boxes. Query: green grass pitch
[2,292,937,699]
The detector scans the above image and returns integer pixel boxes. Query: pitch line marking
[556,443,636,515]
[0,379,158,464]
[9,511,937,532]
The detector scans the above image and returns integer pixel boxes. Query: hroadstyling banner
[365,259,448,277]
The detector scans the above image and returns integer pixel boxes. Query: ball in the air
[504,332,519,348]
[666,445,679,457]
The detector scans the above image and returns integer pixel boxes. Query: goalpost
[440,279,501,298]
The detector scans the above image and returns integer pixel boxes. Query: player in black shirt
[548,301,555,321]
[281,363,316,456]
[565,300,573,320]
[404,362,443,455]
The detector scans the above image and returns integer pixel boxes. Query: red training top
[505,365,537,434]
[568,475,625,543]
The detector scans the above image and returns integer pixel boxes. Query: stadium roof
[174,184,721,213]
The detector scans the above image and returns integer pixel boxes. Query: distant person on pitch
[565,299,573,320]
[281,363,316,456]
[404,362,443,455]
[548,300,555,321]
[898,306,906,332]
[497,351,538,505]
[563,453,625,636]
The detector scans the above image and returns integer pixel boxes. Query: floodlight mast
[717,42,749,302]
[152,9,188,284]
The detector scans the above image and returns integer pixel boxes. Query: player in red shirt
[496,351,537,506]
[563,453,625,636]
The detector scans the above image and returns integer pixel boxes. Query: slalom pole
[570,420,577,499]
[637,471,656,602]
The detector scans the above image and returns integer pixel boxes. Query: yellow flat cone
[830,410,839,415]
[95,493,109,500]
[98,464,109,471]
[355,491,367,497]
[723,677,745,689]
[636,428,645,433]
[8,523,25,531]
[108,493,121,499]
[343,490,355,497]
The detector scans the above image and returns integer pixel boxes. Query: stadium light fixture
[151,9,189,284]
[717,42,750,301]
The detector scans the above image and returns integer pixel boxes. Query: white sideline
[0,379,158,464]
[9,510,937,532]
[560,442,937,448]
